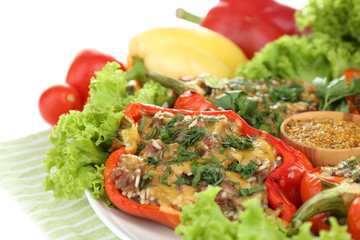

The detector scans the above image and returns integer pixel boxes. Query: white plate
[85,190,182,240]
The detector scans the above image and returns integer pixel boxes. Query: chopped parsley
[167,146,201,166]
[222,133,254,150]
[173,175,192,186]
[191,158,226,187]
[138,119,146,132]
[343,158,359,169]
[159,167,172,186]
[146,125,160,140]
[268,81,304,103]
[180,126,209,147]
[141,172,154,189]
[145,156,161,167]
[227,161,258,179]
[239,184,266,197]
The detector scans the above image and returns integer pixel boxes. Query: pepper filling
[320,156,360,183]
[111,111,282,220]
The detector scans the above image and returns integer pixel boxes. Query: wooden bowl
[280,111,360,167]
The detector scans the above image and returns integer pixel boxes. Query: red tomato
[66,49,126,105]
[39,84,82,125]
[348,197,360,240]
[308,213,331,236]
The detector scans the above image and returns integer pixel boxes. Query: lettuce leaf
[295,0,360,44]
[235,0,360,83]
[43,62,174,201]
[175,186,351,240]
[235,33,360,82]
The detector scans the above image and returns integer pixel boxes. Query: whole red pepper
[177,0,306,59]
[104,102,313,228]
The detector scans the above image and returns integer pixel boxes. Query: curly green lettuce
[42,62,174,202]
[295,0,360,44]
[235,33,360,82]
[235,0,360,82]
[175,186,351,240]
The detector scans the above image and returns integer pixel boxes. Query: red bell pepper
[173,90,218,111]
[104,102,313,228]
[176,0,307,59]
[265,151,313,222]
[104,147,182,229]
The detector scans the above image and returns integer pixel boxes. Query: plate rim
[85,189,134,240]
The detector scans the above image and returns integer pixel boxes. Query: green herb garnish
[191,159,226,187]
[222,133,254,150]
[239,184,266,197]
[138,119,146,132]
[227,161,258,179]
[181,127,209,147]
[159,167,172,186]
[173,175,192,186]
[141,172,154,189]
[313,76,360,111]
[343,158,359,169]
[145,156,161,167]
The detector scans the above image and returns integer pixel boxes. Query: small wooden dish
[280,111,360,167]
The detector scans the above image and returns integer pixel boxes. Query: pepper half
[104,102,313,228]
[126,27,248,79]
[104,147,182,229]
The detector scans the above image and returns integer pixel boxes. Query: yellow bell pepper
[126,27,248,79]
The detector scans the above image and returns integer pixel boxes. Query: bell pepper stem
[125,57,148,84]
[290,183,360,230]
[146,71,190,95]
[175,8,202,24]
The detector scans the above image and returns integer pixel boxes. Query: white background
[0,1,307,239]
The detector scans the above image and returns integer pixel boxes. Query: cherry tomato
[66,49,126,105]
[308,213,331,236]
[39,84,82,125]
[348,197,360,240]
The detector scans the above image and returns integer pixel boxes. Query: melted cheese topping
[113,111,282,219]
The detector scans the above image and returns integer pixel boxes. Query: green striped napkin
[0,131,120,240]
